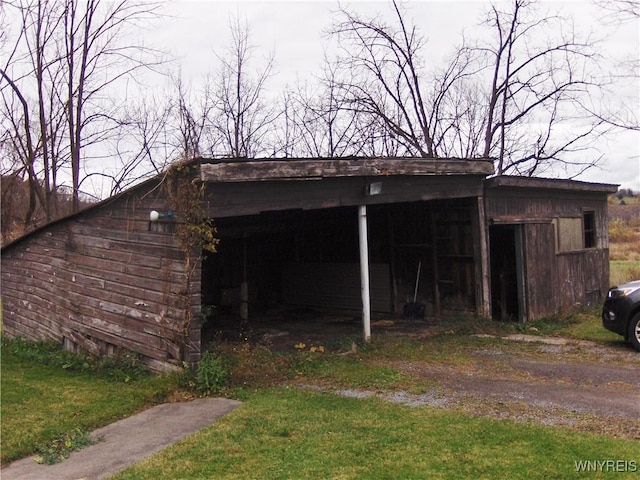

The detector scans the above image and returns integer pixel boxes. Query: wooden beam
[205,175,487,218]
[475,197,491,318]
[490,216,553,224]
[429,205,441,319]
[200,158,494,182]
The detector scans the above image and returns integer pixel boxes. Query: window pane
[583,211,596,248]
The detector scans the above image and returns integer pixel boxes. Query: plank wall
[1,182,201,370]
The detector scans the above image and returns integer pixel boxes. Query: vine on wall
[163,161,219,361]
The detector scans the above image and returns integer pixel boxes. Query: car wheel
[628,313,640,352]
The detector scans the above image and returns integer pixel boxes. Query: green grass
[549,309,622,343]
[0,342,181,464]
[293,352,411,389]
[611,260,640,287]
[2,308,636,477]
[112,388,640,480]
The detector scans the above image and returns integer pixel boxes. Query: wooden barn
[484,176,617,322]
[0,157,616,370]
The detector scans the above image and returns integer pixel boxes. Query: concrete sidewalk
[1,397,242,480]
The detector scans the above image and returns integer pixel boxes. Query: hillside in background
[1,175,95,246]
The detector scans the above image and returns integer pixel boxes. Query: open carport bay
[200,199,479,342]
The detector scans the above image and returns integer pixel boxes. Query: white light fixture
[367,182,382,196]
[150,210,174,221]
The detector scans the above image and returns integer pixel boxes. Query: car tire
[628,313,640,352]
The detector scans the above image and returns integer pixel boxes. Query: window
[583,211,596,248]
[553,212,597,253]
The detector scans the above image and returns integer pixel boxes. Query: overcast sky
[142,0,640,190]
[3,0,636,192]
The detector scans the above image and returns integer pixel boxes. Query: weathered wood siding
[1,181,201,370]
[199,157,494,182]
[485,177,616,320]
[555,249,609,310]
[2,157,495,364]
[522,222,557,319]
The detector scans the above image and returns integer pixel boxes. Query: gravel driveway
[304,335,640,439]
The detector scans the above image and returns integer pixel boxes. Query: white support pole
[358,205,372,342]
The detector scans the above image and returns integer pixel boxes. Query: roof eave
[485,175,619,194]
[198,157,494,183]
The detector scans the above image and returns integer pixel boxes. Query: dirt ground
[206,310,639,439]
[385,337,640,440]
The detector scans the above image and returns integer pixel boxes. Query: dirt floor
[203,307,437,347]
[204,309,640,440]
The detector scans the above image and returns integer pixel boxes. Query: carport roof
[1,156,493,250]
[197,157,494,182]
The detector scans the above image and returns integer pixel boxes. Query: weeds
[34,428,101,465]
[1,337,149,382]
[611,261,640,286]
[220,343,293,390]
[195,351,228,395]
[609,214,640,281]
[608,217,637,243]
[608,211,640,282]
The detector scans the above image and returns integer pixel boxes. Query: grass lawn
[611,260,640,287]
[0,344,181,464]
[549,308,623,343]
[2,309,638,479]
[112,388,639,480]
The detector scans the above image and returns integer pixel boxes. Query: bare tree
[1,0,165,231]
[164,73,222,160]
[271,87,299,158]
[588,0,640,132]
[1,0,63,224]
[328,1,438,158]
[79,94,171,197]
[474,0,608,176]
[594,0,639,21]
[60,0,165,210]
[425,45,487,158]
[328,0,609,178]
[275,57,381,158]
[212,16,278,158]
[327,1,493,159]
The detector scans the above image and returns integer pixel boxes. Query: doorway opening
[199,199,480,347]
[490,224,525,322]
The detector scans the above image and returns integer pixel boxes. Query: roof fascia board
[199,158,494,182]
[485,175,618,194]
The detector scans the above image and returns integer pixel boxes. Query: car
[602,280,640,352]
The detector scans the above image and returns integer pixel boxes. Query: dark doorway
[490,225,525,321]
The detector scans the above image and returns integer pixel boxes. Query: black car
[602,280,640,352]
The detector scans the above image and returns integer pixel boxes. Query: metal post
[358,205,372,342]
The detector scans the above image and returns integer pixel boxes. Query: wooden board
[200,158,493,182]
